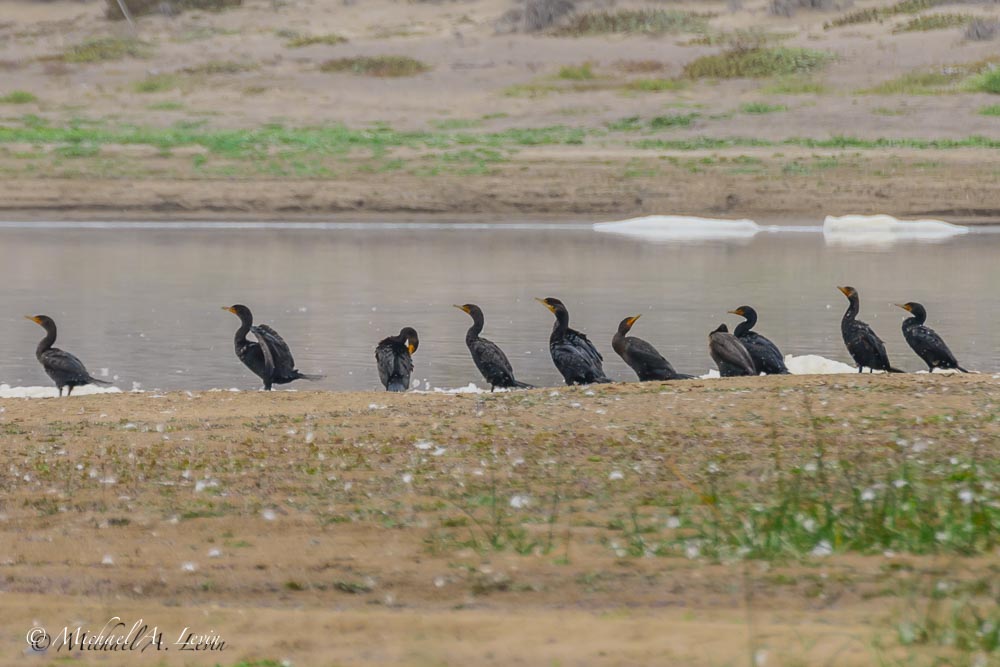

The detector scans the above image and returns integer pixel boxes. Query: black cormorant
[837,287,904,373]
[25,315,112,396]
[376,327,419,392]
[895,302,968,372]
[536,297,610,385]
[728,306,789,375]
[224,304,324,390]
[612,314,693,381]
[454,304,532,390]
[709,323,756,377]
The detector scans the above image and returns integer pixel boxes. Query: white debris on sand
[594,215,760,241]
[0,384,122,399]
[783,354,858,375]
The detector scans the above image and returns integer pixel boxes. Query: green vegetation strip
[553,9,711,36]
[684,47,831,79]
[1,120,999,160]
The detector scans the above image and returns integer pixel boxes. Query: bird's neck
[35,325,56,358]
[611,329,627,355]
[466,313,484,341]
[234,314,252,344]
[551,309,569,339]
[734,315,755,337]
[842,297,859,322]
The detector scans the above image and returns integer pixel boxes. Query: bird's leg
[66,385,73,396]
[58,386,63,397]
[857,366,862,374]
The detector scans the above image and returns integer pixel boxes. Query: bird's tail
[512,380,535,389]
[89,377,113,386]
[594,376,613,384]
[294,371,325,382]
[672,373,696,380]
[888,367,906,374]
[957,365,970,373]
[386,379,408,392]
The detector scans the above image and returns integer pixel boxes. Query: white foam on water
[0,384,123,399]
[823,214,969,248]
[594,215,760,241]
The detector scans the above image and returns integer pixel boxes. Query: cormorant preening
[454,304,532,391]
[709,323,756,377]
[895,302,968,373]
[837,287,904,374]
[376,327,419,392]
[224,305,324,390]
[536,297,610,385]
[612,314,693,381]
[25,315,112,396]
[728,306,789,375]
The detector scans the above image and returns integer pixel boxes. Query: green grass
[826,0,947,29]
[864,70,961,95]
[740,102,787,114]
[183,61,256,75]
[621,78,686,92]
[320,56,429,77]
[554,9,710,37]
[980,105,1000,116]
[133,74,181,94]
[968,69,1000,95]
[892,13,972,33]
[0,91,38,104]
[762,76,827,94]
[633,135,1000,151]
[684,47,831,79]
[649,113,698,128]
[60,37,153,63]
[556,63,596,80]
[147,101,185,111]
[285,33,347,48]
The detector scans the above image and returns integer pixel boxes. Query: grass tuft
[133,74,181,94]
[622,78,686,92]
[60,37,153,63]
[556,63,596,80]
[762,76,827,94]
[892,13,972,33]
[980,104,1000,116]
[554,9,710,36]
[741,102,788,114]
[320,56,430,77]
[826,0,947,29]
[684,47,831,79]
[968,68,1000,95]
[285,34,348,48]
[0,91,38,104]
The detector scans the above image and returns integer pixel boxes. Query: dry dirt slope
[0,0,999,218]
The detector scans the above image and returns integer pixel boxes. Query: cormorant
[536,297,610,385]
[376,327,419,392]
[837,286,904,373]
[224,305,324,390]
[709,323,756,377]
[25,315,112,396]
[895,302,968,372]
[454,304,532,391]
[612,314,693,381]
[728,306,789,375]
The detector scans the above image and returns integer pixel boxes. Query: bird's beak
[894,303,911,312]
[222,306,236,314]
[627,314,641,326]
[453,304,469,313]
[837,286,850,297]
[24,315,38,324]
[535,297,554,313]
[727,309,742,316]
[407,343,416,355]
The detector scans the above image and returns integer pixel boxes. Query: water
[1,222,998,392]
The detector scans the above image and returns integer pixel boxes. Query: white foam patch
[784,354,858,375]
[0,384,122,399]
[413,383,492,395]
[594,215,760,241]
[823,214,968,247]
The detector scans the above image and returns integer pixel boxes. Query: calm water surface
[1,223,998,392]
